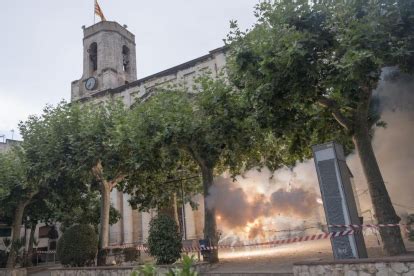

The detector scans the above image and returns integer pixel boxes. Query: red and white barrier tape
[328,223,406,228]
[184,230,357,252]
[106,223,413,252]
[107,229,358,253]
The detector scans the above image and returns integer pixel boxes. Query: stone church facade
[71,21,226,245]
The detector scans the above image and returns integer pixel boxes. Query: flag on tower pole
[95,0,106,22]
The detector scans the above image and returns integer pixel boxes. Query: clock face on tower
[85,77,98,90]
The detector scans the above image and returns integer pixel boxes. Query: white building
[0,139,20,153]
[71,21,227,245]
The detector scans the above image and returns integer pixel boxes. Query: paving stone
[391,262,409,274]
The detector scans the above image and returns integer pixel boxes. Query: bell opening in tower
[122,45,130,73]
[88,42,98,74]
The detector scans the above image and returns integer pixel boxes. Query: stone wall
[293,256,414,275]
[50,263,212,276]
[0,269,27,276]
[51,267,134,276]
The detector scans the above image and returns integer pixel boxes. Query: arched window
[88,42,98,72]
[122,45,130,72]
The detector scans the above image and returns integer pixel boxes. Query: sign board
[312,142,367,259]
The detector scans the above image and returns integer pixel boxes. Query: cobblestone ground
[27,235,414,275]
[204,235,414,274]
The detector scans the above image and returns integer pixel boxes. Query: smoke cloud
[270,188,318,218]
[207,69,414,240]
[348,71,414,216]
[207,165,322,240]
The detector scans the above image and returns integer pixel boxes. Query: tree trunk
[25,223,37,267]
[97,181,111,266]
[6,203,26,268]
[201,166,219,263]
[159,195,178,222]
[353,126,406,255]
[173,193,180,227]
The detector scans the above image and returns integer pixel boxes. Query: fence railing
[35,250,57,265]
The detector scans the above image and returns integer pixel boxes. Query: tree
[22,194,56,267]
[64,101,131,264]
[128,76,260,262]
[123,103,202,219]
[16,100,128,266]
[117,93,204,235]
[0,149,37,268]
[14,102,91,267]
[53,191,121,233]
[226,0,414,255]
[123,151,202,226]
[18,100,162,266]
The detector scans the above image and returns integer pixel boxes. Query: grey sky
[0,0,258,140]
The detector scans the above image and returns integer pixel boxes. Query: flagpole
[93,0,95,24]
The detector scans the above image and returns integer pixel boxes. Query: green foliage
[128,75,261,263]
[167,255,198,276]
[191,75,263,174]
[226,0,414,160]
[19,100,131,254]
[57,224,98,267]
[127,74,261,187]
[0,148,34,220]
[56,192,121,232]
[134,264,157,276]
[17,101,122,252]
[0,148,38,268]
[147,214,182,265]
[18,102,81,193]
[68,100,131,185]
[226,0,413,254]
[131,255,197,276]
[124,91,203,211]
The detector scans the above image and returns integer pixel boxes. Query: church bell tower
[71,21,137,101]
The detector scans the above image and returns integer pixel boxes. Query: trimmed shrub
[57,224,98,267]
[147,214,182,264]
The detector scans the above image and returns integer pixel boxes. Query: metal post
[181,180,187,240]
[312,142,368,259]
[93,0,96,24]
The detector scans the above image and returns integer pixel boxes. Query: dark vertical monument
[312,142,367,259]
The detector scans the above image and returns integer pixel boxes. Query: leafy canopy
[226,0,414,160]
[129,76,262,174]
[0,148,32,220]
